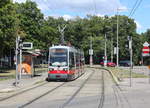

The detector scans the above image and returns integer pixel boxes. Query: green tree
[39,18,59,49]
[0,0,145,65]
[0,0,18,57]
[142,29,150,42]
[16,0,44,49]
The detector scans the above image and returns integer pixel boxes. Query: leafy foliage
[0,0,18,56]
[0,0,149,65]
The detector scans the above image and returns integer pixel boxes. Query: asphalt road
[1,67,150,108]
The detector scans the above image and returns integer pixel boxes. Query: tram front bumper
[48,74,68,80]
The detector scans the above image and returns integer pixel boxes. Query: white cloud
[96,14,105,17]
[63,15,74,21]
[48,14,75,21]
[135,21,142,29]
[135,21,143,33]
[13,0,26,3]
[48,0,126,14]
[13,0,127,16]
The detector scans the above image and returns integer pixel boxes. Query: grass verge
[0,69,15,81]
[107,67,148,80]
[0,67,47,81]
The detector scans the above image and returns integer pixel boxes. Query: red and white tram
[47,45,85,81]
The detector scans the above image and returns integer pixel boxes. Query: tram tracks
[0,81,48,102]
[60,70,95,108]
[60,69,106,108]
[112,85,131,108]
[18,67,132,108]
[98,70,105,108]
[17,70,94,108]
[0,81,68,108]
[99,67,131,108]
[19,69,95,108]
[98,68,131,108]
[19,82,67,108]
[0,68,107,108]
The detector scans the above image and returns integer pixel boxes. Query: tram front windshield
[49,48,68,66]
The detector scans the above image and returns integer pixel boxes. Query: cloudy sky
[13,0,150,33]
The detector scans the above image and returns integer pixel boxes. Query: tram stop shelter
[18,49,45,77]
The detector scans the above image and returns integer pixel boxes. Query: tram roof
[49,45,84,54]
[49,45,76,50]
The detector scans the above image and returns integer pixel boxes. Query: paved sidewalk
[98,65,150,107]
[118,78,150,108]
[0,72,48,93]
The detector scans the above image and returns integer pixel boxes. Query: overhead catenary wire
[128,0,140,17]
[128,0,143,17]
[130,0,143,17]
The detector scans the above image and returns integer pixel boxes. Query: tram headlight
[49,68,54,71]
[63,68,68,71]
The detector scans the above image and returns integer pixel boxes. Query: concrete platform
[0,72,47,93]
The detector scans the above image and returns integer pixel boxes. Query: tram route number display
[50,49,67,53]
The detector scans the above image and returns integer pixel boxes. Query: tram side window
[69,52,75,67]
[76,53,78,63]
[76,53,80,67]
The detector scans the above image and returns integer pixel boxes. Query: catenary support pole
[15,37,19,86]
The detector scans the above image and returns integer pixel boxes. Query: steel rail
[94,67,131,108]
[98,70,105,108]
[19,82,67,108]
[60,70,95,108]
[0,81,48,101]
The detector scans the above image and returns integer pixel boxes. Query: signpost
[22,42,33,50]
[142,42,150,56]
[114,47,117,55]
[104,34,107,67]
[128,36,133,87]
[89,37,93,67]
[14,40,33,86]
[148,65,150,84]
[89,49,93,55]
[14,36,22,86]
[89,49,93,67]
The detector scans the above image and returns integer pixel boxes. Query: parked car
[100,60,116,67]
[119,60,132,67]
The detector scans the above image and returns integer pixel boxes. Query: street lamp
[14,36,22,86]
[128,36,133,87]
[116,10,119,67]
[89,36,93,67]
[104,33,107,67]
[103,15,109,67]
[116,8,126,67]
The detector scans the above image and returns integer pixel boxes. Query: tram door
[69,52,76,76]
